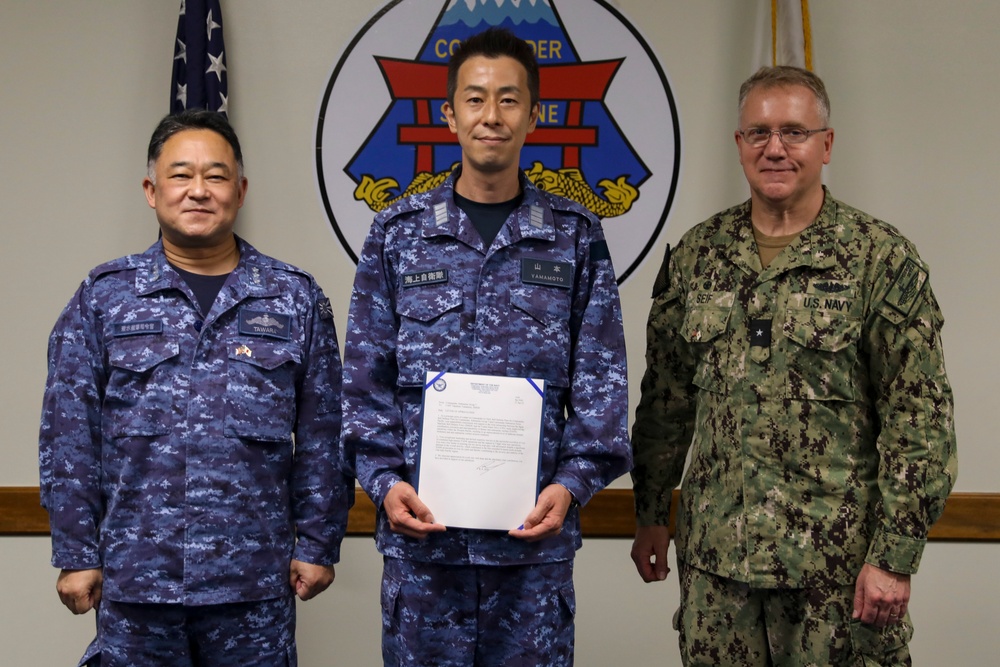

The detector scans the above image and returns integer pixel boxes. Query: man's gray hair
[738,66,831,127]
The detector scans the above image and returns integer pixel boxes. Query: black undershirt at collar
[170,263,230,316]
[454,191,522,247]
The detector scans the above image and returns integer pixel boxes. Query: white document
[417,371,545,530]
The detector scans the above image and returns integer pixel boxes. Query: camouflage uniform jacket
[342,170,631,566]
[39,238,352,605]
[631,189,957,588]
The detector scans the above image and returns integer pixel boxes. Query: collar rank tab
[434,202,449,227]
[529,206,544,229]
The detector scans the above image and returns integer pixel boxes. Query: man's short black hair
[446,27,540,107]
[147,109,243,180]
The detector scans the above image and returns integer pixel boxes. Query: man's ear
[142,177,157,209]
[528,102,540,133]
[443,101,457,134]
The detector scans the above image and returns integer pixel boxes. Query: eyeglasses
[738,127,828,146]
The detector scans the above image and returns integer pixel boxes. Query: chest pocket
[225,339,301,441]
[509,287,572,388]
[680,292,735,394]
[395,285,462,387]
[782,306,860,401]
[105,334,180,437]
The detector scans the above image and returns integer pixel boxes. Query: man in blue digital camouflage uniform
[341,27,631,666]
[630,66,957,666]
[39,110,353,666]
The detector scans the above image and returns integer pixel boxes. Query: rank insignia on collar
[529,206,544,229]
[434,202,449,227]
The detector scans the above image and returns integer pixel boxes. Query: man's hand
[383,482,447,539]
[853,563,911,628]
[631,525,671,582]
[289,560,335,601]
[57,568,103,615]
[509,483,573,542]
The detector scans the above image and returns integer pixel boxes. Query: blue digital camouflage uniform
[342,169,631,664]
[84,596,297,666]
[39,237,352,663]
[381,557,575,666]
[632,189,957,665]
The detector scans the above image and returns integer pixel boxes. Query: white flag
[752,0,813,72]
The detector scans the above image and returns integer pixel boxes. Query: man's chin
[465,159,513,177]
[161,229,233,249]
[755,183,795,201]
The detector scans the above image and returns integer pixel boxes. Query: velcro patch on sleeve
[883,257,927,317]
[589,239,611,262]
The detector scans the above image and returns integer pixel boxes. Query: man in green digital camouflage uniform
[629,66,957,666]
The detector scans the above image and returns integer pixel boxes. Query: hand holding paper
[509,483,573,542]
[384,481,447,539]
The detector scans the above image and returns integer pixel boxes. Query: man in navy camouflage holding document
[341,27,631,666]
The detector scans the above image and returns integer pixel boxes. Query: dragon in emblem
[354,161,639,219]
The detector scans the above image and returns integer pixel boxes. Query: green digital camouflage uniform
[631,189,957,665]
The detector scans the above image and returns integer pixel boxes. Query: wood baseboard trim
[3,487,997,541]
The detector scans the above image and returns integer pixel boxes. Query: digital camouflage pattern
[632,189,957,588]
[39,237,353,605]
[78,596,297,667]
[381,558,575,666]
[675,561,913,666]
[341,168,631,566]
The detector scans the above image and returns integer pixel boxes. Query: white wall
[1,1,996,664]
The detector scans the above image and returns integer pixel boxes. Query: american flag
[170,0,228,116]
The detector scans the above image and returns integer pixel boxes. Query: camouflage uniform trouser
[381,557,576,666]
[77,595,296,666]
[676,560,913,667]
